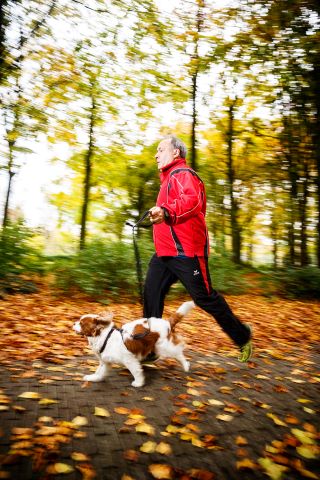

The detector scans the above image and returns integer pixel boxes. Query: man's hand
[149,206,165,224]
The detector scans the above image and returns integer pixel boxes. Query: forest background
[0,0,320,302]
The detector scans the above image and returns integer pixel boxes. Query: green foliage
[0,222,43,293]
[51,238,154,301]
[208,254,250,295]
[272,267,320,300]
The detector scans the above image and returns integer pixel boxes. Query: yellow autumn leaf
[208,399,224,406]
[72,416,88,427]
[155,442,172,455]
[192,400,205,407]
[18,392,41,399]
[46,463,74,474]
[38,398,59,405]
[125,418,142,426]
[38,416,53,423]
[148,463,173,479]
[303,407,315,414]
[291,428,316,445]
[296,445,319,459]
[258,458,288,480]
[187,388,201,396]
[191,437,205,448]
[135,423,155,435]
[94,407,110,417]
[142,397,154,401]
[166,425,179,434]
[267,413,287,426]
[71,452,90,462]
[128,413,145,420]
[216,414,233,422]
[12,406,26,413]
[297,398,312,404]
[140,441,157,453]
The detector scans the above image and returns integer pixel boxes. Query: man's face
[155,139,179,170]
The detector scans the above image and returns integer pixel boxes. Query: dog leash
[126,210,152,304]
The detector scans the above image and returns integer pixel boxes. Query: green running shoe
[238,324,253,363]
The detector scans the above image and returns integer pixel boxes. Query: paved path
[0,350,319,479]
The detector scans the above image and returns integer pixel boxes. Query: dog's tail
[169,301,195,331]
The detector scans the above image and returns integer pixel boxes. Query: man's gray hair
[164,135,187,159]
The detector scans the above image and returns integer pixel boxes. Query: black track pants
[143,254,250,347]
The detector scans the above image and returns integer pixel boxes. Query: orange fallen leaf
[235,436,248,446]
[75,463,97,480]
[114,407,131,415]
[187,468,215,479]
[123,449,139,462]
[148,464,173,479]
[236,458,257,470]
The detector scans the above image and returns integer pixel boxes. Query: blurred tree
[228,0,320,266]
[0,0,55,227]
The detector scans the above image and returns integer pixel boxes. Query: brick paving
[0,350,319,480]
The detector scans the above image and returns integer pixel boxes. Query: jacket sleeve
[160,170,204,226]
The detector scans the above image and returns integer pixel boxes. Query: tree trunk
[226,99,241,264]
[0,0,8,84]
[312,62,320,267]
[2,169,15,228]
[190,71,197,170]
[2,139,15,228]
[189,1,204,171]
[299,158,309,267]
[79,90,96,250]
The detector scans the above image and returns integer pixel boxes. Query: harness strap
[99,327,116,354]
[131,330,150,340]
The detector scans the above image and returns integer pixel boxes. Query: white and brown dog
[73,301,194,387]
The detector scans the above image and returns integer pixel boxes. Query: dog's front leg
[124,358,145,388]
[83,361,109,382]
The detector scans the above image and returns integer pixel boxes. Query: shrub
[51,239,155,301]
[0,221,43,293]
[208,254,250,295]
[273,267,320,299]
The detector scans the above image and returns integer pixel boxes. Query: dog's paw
[131,379,144,388]
[83,374,104,382]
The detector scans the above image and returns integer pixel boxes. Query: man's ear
[173,148,180,158]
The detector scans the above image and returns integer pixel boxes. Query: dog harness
[99,327,121,354]
[99,327,151,354]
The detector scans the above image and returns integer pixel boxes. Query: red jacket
[153,157,209,257]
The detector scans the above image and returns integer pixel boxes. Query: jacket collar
[160,157,187,181]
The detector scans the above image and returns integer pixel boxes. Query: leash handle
[126,210,152,230]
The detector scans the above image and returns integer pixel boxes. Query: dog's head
[73,312,114,338]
